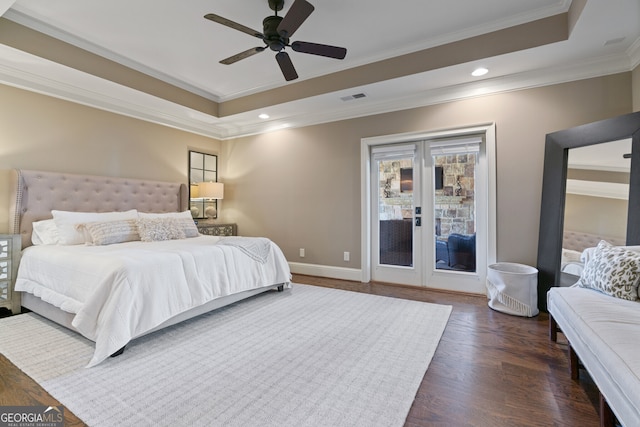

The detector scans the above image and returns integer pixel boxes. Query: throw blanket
[217,237,272,263]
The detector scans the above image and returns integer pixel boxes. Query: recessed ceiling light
[471,67,488,77]
[258,113,270,119]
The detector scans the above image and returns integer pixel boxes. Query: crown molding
[0,0,16,16]
[566,179,629,200]
[218,53,633,139]
[4,2,573,104]
[0,52,224,139]
[0,42,635,140]
[629,36,640,69]
[2,9,221,103]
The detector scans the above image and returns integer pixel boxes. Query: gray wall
[219,73,632,268]
[0,84,220,230]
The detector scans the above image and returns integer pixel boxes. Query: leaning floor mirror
[536,111,640,311]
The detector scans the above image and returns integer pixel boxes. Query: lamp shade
[198,182,224,199]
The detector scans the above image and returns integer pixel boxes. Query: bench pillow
[576,240,640,301]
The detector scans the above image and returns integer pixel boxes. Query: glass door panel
[433,151,477,272]
[377,157,415,267]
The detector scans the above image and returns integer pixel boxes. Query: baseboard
[288,262,363,282]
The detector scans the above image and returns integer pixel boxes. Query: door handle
[415,217,422,227]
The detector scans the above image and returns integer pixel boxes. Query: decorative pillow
[174,218,199,238]
[138,211,198,238]
[136,218,186,242]
[52,210,138,245]
[78,219,140,245]
[31,219,60,245]
[576,240,640,301]
[581,244,640,264]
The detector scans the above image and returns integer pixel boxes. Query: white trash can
[486,262,539,317]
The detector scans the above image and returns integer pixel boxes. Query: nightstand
[197,223,237,236]
[0,235,21,315]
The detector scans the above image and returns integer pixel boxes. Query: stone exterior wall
[434,153,476,238]
[378,159,413,220]
[377,155,476,239]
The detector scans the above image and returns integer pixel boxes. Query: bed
[560,230,626,283]
[9,169,291,367]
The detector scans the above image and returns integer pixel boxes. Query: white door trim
[360,123,497,293]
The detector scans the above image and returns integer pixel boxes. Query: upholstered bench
[549,287,640,426]
[548,240,640,427]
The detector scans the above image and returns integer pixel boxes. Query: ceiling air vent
[340,93,367,101]
[604,37,625,46]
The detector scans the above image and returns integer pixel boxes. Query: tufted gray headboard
[562,230,626,253]
[9,169,188,248]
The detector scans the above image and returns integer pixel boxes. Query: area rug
[0,284,451,427]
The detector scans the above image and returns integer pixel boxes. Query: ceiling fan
[204,0,347,81]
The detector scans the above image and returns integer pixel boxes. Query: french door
[364,125,496,294]
[371,144,422,286]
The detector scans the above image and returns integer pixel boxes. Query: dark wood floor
[0,275,601,426]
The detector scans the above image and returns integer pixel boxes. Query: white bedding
[15,235,291,367]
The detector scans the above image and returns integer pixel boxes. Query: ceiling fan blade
[204,13,264,39]
[275,51,298,81]
[277,0,314,38]
[291,41,347,59]
[220,47,266,65]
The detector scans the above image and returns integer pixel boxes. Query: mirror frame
[537,111,640,311]
[188,150,219,220]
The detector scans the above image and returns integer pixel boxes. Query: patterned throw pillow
[174,218,200,238]
[576,240,640,301]
[79,219,140,245]
[136,218,186,242]
[138,211,199,238]
[52,209,138,245]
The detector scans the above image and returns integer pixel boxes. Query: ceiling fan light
[205,0,344,82]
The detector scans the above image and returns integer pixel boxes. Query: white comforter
[15,236,291,367]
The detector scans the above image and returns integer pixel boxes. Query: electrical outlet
[299,248,305,258]
[344,251,350,262]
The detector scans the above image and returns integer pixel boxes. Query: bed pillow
[78,219,140,245]
[138,211,193,219]
[31,219,60,245]
[561,248,582,264]
[136,217,187,242]
[138,211,199,238]
[52,210,138,245]
[576,240,640,301]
